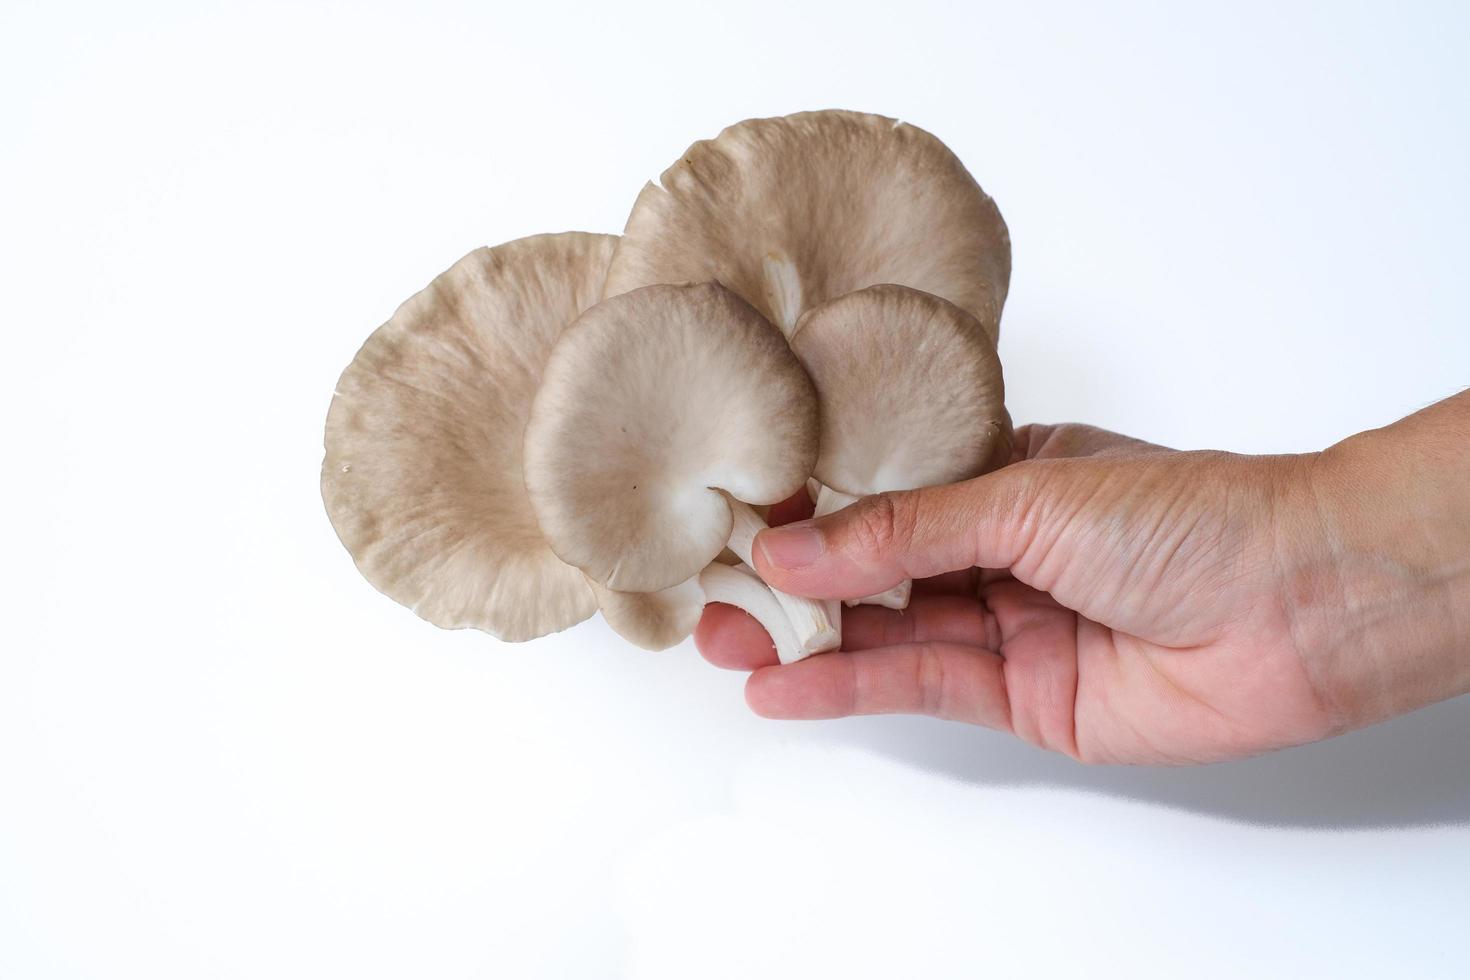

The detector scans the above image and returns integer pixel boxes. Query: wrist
[1282,415,1470,729]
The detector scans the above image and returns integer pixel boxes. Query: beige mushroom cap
[591,577,705,651]
[605,110,1011,342]
[791,284,1010,497]
[322,232,617,641]
[524,282,818,593]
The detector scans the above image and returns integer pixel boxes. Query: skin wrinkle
[982,596,1004,652]
[1009,460,1096,596]
[1200,500,1267,639]
[1138,641,1248,750]
[1074,628,1124,766]
[850,491,915,580]
[1145,506,1211,603]
[1002,604,1082,757]
[916,644,946,718]
[968,464,1046,585]
[1286,450,1397,726]
[843,653,864,718]
[1100,638,1194,766]
[1314,410,1470,719]
[1146,461,1334,750]
[1339,563,1451,716]
[1064,613,1096,761]
[1158,455,1364,746]
[1056,610,1083,758]
[989,657,1017,734]
[1084,467,1177,617]
[1268,452,1350,726]
[1441,563,1470,657]
[993,594,1057,750]
[1125,476,1237,646]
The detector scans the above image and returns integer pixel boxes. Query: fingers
[752,468,1049,600]
[979,579,1083,756]
[911,568,980,597]
[749,424,1173,603]
[694,594,1000,671]
[841,595,999,652]
[693,602,779,670]
[708,581,1085,757]
[744,643,1011,728]
[689,487,817,670]
[751,423,1172,604]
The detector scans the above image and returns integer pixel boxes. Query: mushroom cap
[604,109,1010,341]
[322,232,617,641]
[523,282,818,593]
[790,284,1010,496]
[590,576,705,651]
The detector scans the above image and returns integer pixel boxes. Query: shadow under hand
[820,694,1470,829]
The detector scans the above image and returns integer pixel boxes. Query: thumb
[752,463,1062,600]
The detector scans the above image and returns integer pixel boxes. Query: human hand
[696,396,1470,764]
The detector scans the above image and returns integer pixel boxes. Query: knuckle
[848,491,920,555]
[914,644,948,717]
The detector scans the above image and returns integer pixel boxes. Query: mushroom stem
[723,496,841,658]
[804,484,847,627]
[698,564,803,665]
[812,485,913,610]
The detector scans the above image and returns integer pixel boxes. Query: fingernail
[758,522,825,570]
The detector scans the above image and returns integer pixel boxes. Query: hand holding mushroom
[323,109,1470,767]
[323,110,1012,663]
[701,394,1470,765]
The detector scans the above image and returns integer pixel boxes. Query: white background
[4,1,1469,977]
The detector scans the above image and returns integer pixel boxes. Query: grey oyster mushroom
[603,109,1010,343]
[523,281,839,660]
[603,109,1012,609]
[323,233,616,641]
[323,110,1014,663]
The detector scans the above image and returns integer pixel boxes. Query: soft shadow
[819,694,1470,829]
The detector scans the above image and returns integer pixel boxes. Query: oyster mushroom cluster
[322,110,1012,664]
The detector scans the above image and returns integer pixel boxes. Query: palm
[696,424,1337,764]
[986,580,1327,763]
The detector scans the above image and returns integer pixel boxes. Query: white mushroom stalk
[722,496,840,657]
[523,281,840,660]
[698,563,803,664]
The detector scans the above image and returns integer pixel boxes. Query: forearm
[1286,390,1470,727]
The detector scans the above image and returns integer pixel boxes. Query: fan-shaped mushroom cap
[593,564,810,661]
[523,282,818,593]
[604,110,1010,341]
[591,577,704,651]
[322,232,617,641]
[791,284,1010,497]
